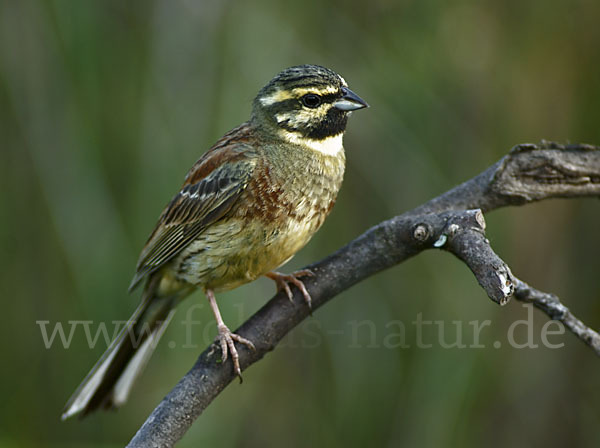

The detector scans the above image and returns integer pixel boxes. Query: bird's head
[252,65,368,149]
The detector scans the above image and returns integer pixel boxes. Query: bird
[62,64,368,420]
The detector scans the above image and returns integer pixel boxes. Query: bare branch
[435,209,515,305]
[410,142,600,215]
[513,278,600,356]
[127,142,600,448]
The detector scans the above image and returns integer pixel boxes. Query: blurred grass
[1,0,600,446]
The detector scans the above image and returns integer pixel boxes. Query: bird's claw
[266,269,315,310]
[216,324,255,381]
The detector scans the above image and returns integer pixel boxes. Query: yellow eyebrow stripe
[292,86,340,96]
[259,89,294,106]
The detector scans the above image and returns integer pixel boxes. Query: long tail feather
[62,278,177,420]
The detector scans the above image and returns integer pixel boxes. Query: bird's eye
[301,94,322,108]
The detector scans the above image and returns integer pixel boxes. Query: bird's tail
[62,277,178,420]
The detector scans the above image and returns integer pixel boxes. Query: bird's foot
[216,323,255,381]
[265,269,315,310]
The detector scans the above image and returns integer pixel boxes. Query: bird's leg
[206,289,255,380]
[265,269,315,310]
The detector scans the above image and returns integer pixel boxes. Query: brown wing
[129,125,258,291]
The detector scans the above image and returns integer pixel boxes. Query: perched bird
[62,64,368,419]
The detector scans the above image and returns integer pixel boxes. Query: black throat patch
[264,100,348,140]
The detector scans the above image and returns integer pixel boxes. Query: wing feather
[129,141,257,290]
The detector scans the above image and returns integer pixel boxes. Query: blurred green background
[2,0,600,446]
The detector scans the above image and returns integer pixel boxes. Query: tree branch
[513,278,600,356]
[127,142,600,447]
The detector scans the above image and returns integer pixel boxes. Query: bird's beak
[333,87,369,111]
